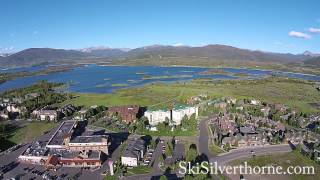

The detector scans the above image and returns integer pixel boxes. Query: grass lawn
[66,77,320,113]
[209,143,225,155]
[229,151,320,180]
[125,166,152,176]
[8,121,57,144]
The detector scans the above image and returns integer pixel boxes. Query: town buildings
[32,104,77,121]
[33,110,58,121]
[144,105,198,126]
[18,120,110,168]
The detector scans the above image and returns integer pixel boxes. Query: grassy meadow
[66,77,320,113]
[8,122,57,144]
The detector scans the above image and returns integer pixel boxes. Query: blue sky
[1,0,320,54]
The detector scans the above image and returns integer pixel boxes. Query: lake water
[1,65,320,93]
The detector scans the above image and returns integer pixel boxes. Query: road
[211,144,292,166]
[198,116,215,159]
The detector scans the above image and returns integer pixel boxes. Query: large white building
[144,105,199,126]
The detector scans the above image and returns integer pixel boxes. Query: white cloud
[173,43,184,47]
[309,27,320,33]
[0,46,15,54]
[288,31,311,39]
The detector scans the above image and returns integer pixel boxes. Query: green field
[8,122,57,144]
[66,77,320,113]
[125,166,152,176]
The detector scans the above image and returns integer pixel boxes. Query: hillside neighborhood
[0,82,320,180]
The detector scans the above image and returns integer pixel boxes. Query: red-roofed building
[108,105,141,123]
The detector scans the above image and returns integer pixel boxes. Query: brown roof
[45,155,59,167]
[108,105,140,123]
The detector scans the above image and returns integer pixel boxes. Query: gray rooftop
[47,120,76,146]
[70,135,108,144]
[22,141,49,157]
[123,138,145,159]
[50,149,101,159]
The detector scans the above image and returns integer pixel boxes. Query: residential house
[25,93,40,100]
[260,107,270,117]
[250,99,260,105]
[6,104,22,113]
[121,138,146,167]
[216,116,237,135]
[275,104,287,113]
[0,110,9,120]
[246,134,266,147]
[226,97,237,104]
[33,110,58,121]
[12,97,23,104]
[214,102,227,109]
[239,125,257,135]
[236,135,247,148]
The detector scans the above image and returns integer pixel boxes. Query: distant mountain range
[0,44,319,67]
[304,56,320,66]
[79,46,129,58]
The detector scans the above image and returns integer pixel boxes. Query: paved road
[211,144,292,166]
[198,116,215,159]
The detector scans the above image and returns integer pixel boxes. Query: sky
[1,0,320,54]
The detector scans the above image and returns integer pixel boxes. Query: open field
[8,122,57,144]
[229,151,320,180]
[66,77,320,113]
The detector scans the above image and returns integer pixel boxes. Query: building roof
[22,141,49,156]
[39,110,57,116]
[57,150,101,159]
[240,125,257,134]
[70,135,108,144]
[47,120,76,146]
[147,104,196,112]
[109,105,140,122]
[123,138,145,159]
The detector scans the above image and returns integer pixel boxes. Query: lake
[1,65,320,93]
